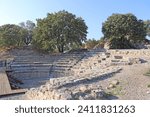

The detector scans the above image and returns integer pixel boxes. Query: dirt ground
[99,62,150,100]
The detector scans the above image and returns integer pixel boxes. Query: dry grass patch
[144,69,150,77]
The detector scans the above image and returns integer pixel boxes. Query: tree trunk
[58,47,61,53]
[61,44,64,53]
[58,45,64,53]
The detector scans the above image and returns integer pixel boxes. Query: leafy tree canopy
[0,24,26,47]
[84,39,99,49]
[19,20,35,45]
[102,13,146,49]
[32,10,88,53]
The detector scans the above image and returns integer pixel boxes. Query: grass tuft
[147,84,150,88]
[144,69,150,76]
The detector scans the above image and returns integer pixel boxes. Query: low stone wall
[25,66,121,100]
[25,84,105,100]
[108,49,150,58]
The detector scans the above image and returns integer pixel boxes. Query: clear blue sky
[0,0,150,39]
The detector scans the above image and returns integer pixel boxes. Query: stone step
[11,62,52,66]
[51,70,68,73]
[58,56,82,60]
[62,53,85,56]
[54,64,73,67]
[50,72,72,78]
[57,58,81,61]
[10,66,51,71]
[54,60,75,63]
[12,71,50,79]
[14,60,54,62]
[54,61,73,64]
[52,67,70,71]
[14,55,57,58]
[13,60,54,63]
[12,68,50,72]
[15,77,50,88]
[13,59,54,62]
[10,63,52,68]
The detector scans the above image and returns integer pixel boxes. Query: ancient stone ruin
[1,47,150,100]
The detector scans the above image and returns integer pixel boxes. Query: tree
[144,20,150,37]
[0,24,26,47]
[84,39,99,49]
[19,20,35,45]
[102,13,146,49]
[32,10,88,52]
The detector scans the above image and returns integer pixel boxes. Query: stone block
[114,56,123,59]
[111,80,119,85]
